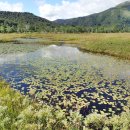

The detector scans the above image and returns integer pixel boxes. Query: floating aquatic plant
[0,43,129,116]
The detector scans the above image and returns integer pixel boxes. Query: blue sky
[3,0,75,14]
[4,0,39,14]
[0,0,128,20]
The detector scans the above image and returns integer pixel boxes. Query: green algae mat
[0,42,129,116]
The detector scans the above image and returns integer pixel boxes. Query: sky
[0,0,129,21]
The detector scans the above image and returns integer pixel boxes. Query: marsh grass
[0,33,130,60]
[0,81,130,130]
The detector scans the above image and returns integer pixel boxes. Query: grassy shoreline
[0,33,130,60]
[0,81,130,130]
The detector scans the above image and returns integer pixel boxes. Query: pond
[0,42,129,116]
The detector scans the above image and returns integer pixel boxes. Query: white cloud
[38,0,129,21]
[0,1,23,12]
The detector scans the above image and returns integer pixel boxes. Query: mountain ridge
[1,1,130,33]
[54,1,130,32]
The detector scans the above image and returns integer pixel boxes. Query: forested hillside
[55,1,130,33]
[1,1,130,33]
[0,11,56,33]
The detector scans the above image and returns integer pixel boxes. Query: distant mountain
[54,1,130,32]
[0,11,56,32]
[1,1,130,33]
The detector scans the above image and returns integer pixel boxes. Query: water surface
[0,42,129,116]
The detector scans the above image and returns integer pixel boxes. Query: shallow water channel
[0,42,129,116]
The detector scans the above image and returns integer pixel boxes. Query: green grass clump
[0,81,130,130]
[0,81,83,130]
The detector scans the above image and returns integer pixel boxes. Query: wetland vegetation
[0,1,130,130]
[0,38,129,130]
[0,81,130,130]
[0,33,130,59]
